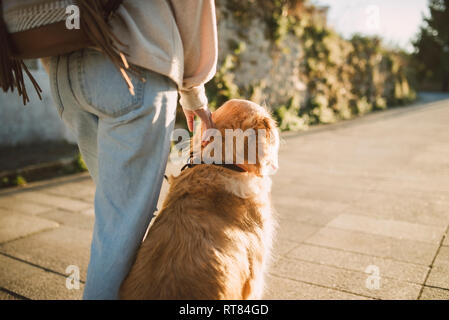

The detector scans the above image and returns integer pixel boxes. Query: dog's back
[119,165,274,299]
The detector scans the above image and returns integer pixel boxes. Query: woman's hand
[182,106,215,132]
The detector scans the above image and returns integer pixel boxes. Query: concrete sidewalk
[1,98,449,300]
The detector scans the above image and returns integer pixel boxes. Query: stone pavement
[1,96,449,300]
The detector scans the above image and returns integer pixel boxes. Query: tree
[413,0,449,91]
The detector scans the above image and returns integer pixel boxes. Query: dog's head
[199,99,279,176]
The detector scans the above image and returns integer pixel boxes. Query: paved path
[1,97,449,300]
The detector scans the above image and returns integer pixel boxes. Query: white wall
[0,61,76,146]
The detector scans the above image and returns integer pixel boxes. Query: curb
[0,155,87,190]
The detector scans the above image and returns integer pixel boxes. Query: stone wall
[206,1,415,131]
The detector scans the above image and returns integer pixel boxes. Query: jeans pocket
[73,49,145,117]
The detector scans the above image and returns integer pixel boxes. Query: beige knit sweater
[2,0,218,110]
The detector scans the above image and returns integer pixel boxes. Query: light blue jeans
[48,49,178,299]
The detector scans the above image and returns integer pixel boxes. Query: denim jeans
[48,49,178,299]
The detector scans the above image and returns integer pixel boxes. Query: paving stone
[38,209,94,231]
[0,290,22,300]
[270,257,421,299]
[443,233,449,247]
[263,274,370,300]
[0,226,91,282]
[392,170,449,194]
[0,197,52,216]
[369,178,449,202]
[328,214,445,244]
[271,238,300,257]
[276,219,320,243]
[274,165,378,192]
[41,183,95,203]
[433,246,449,267]
[305,227,439,265]
[288,244,429,284]
[13,191,91,212]
[273,196,345,226]
[0,254,82,300]
[426,247,449,289]
[419,287,449,300]
[271,182,369,205]
[347,191,449,227]
[0,209,59,244]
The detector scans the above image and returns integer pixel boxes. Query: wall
[207,1,416,131]
[0,61,75,146]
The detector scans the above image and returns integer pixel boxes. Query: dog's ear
[256,116,279,176]
[262,116,276,132]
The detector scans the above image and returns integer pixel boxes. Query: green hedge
[205,0,416,131]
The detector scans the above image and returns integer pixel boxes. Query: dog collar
[180,161,247,173]
[163,154,247,182]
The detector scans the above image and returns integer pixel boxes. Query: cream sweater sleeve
[169,0,218,111]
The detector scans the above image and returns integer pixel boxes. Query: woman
[1,0,217,299]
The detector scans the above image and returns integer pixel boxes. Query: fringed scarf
[0,0,133,105]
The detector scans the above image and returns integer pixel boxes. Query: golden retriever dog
[119,99,279,299]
